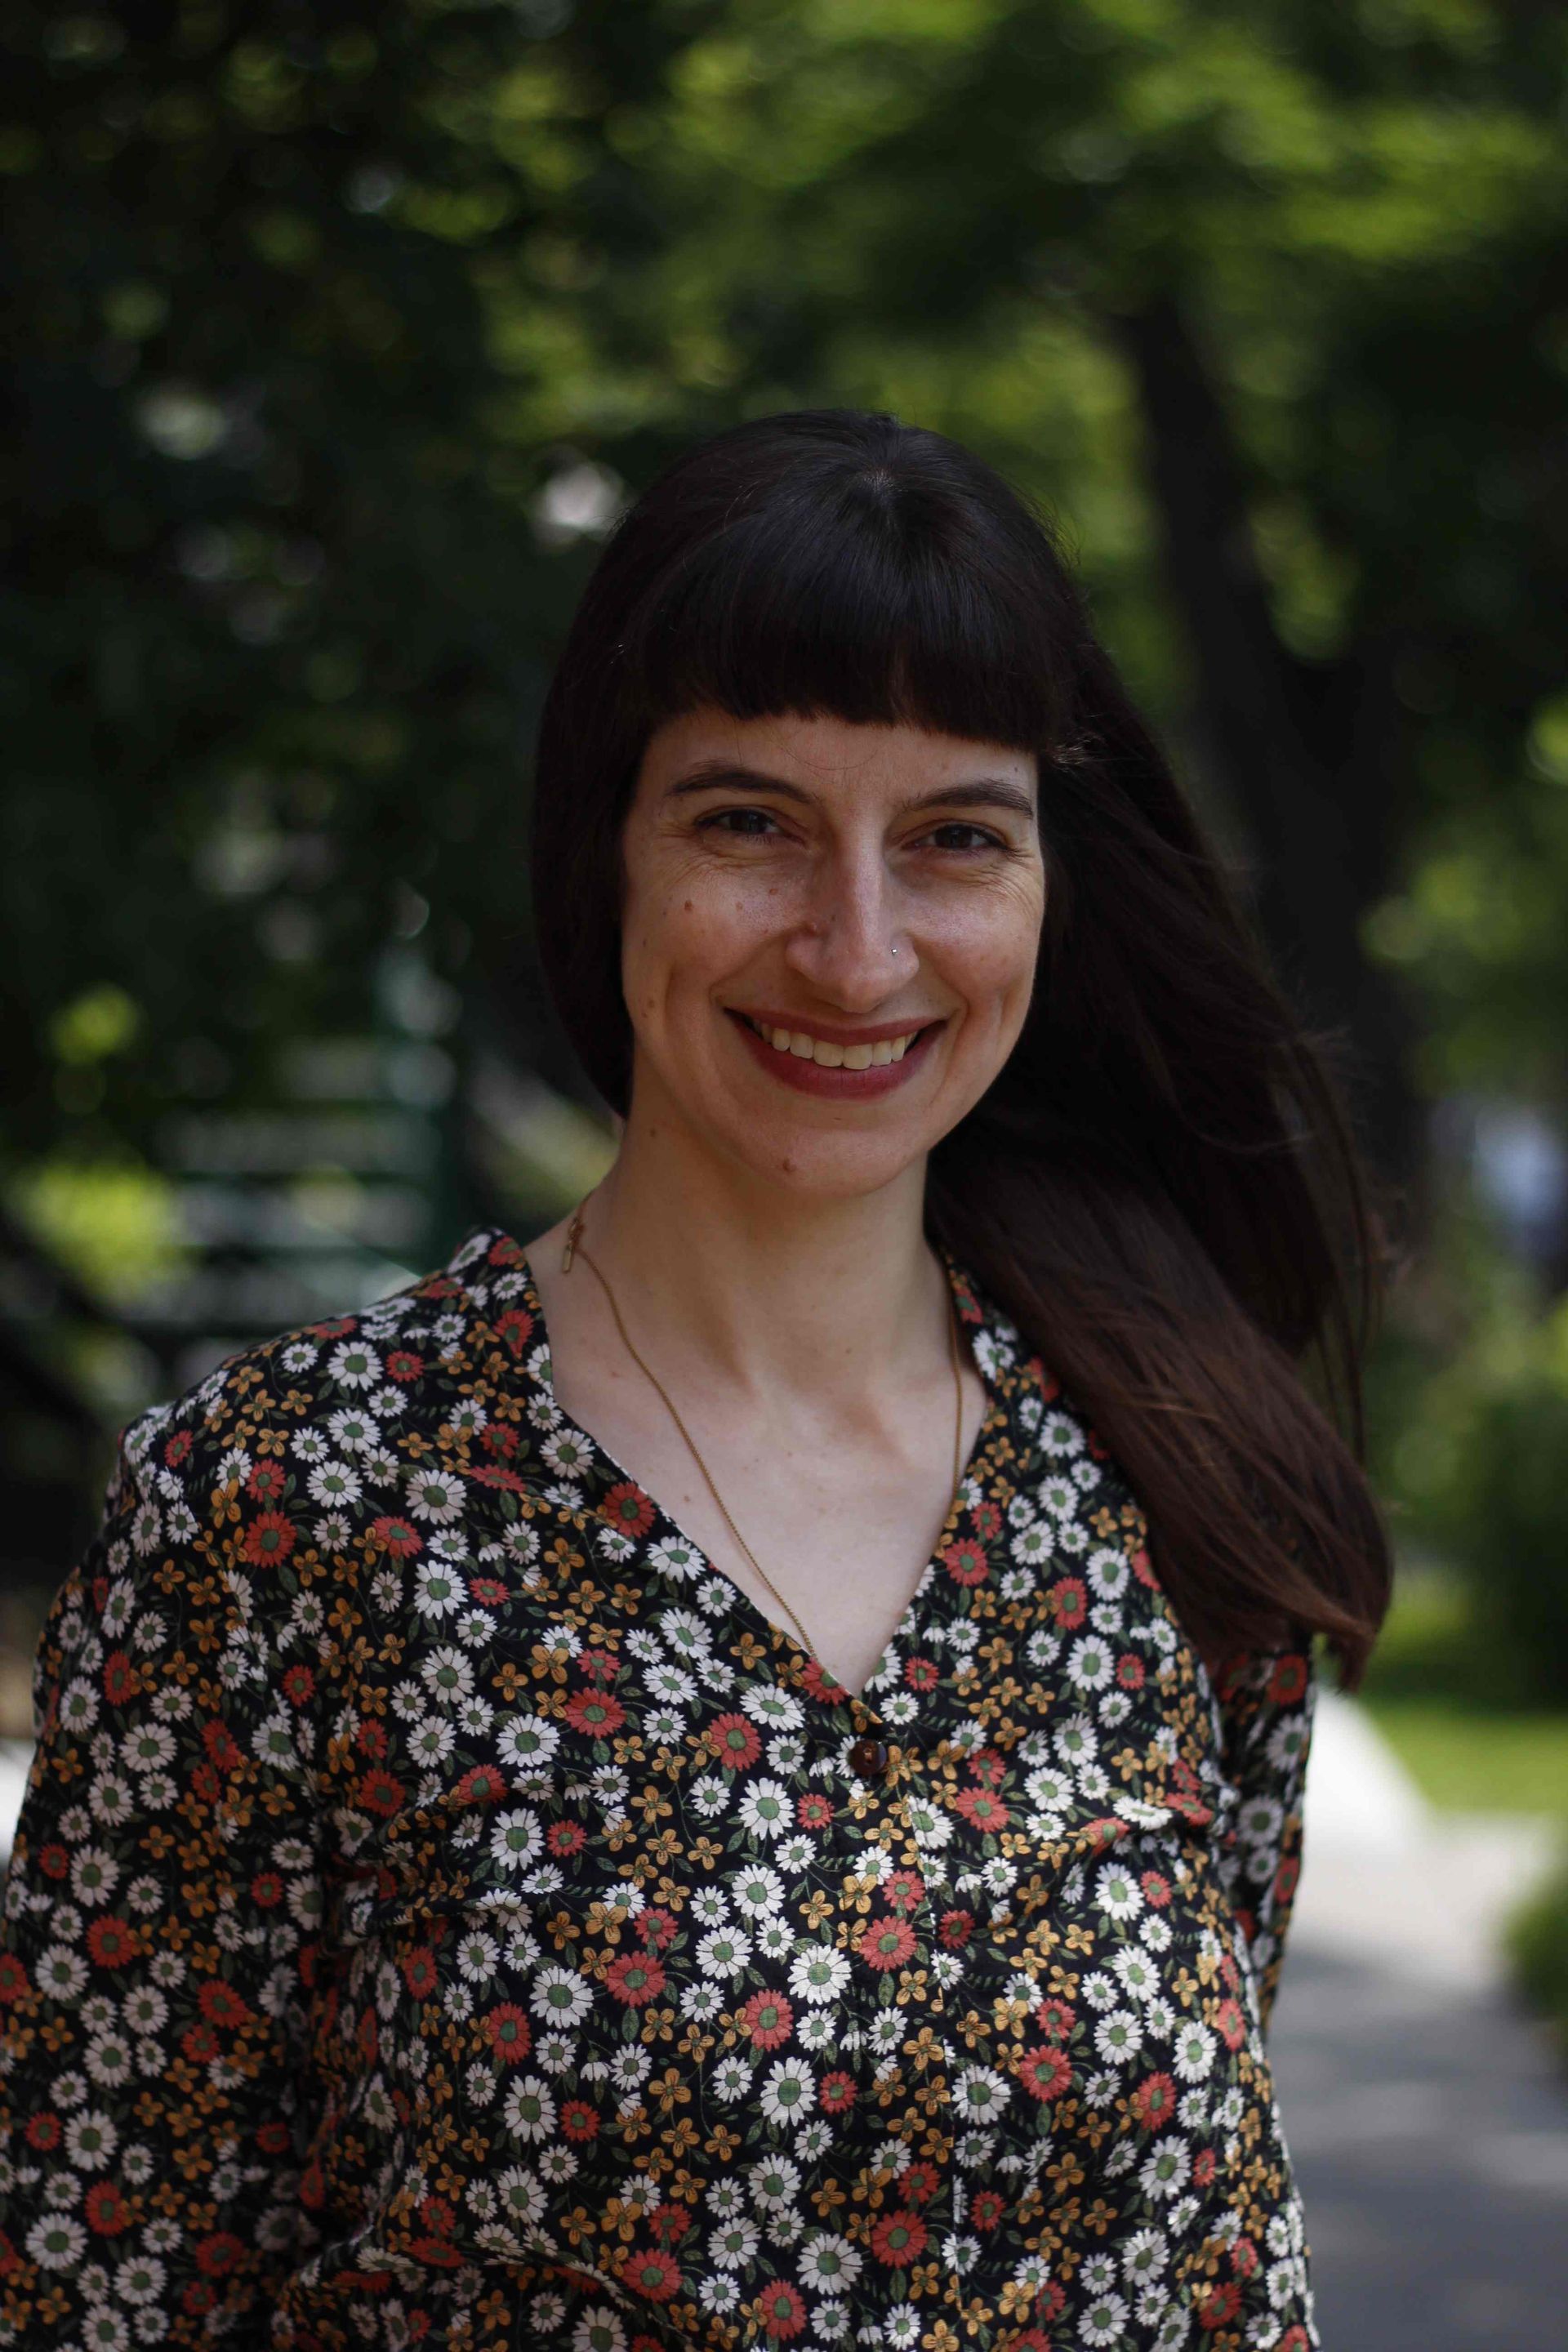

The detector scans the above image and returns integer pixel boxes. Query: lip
[728,1008,944,1049]
[726,1009,944,1099]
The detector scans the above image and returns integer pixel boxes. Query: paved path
[1270,1691,1568,2348]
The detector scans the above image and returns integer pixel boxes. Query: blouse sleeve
[0,1410,322,2346]
[1209,1638,1316,2040]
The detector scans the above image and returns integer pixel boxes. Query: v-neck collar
[496,1235,1013,1731]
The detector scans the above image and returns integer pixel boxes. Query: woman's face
[617,706,1046,1200]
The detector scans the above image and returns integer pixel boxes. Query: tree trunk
[1118,293,1424,1236]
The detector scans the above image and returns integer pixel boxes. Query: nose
[782,843,911,1009]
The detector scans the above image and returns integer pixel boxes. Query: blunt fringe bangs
[531,407,1395,1690]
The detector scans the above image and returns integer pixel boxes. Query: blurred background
[3,2,1568,2338]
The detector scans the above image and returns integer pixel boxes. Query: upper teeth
[746,1019,924,1069]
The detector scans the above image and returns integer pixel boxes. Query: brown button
[848,1735,889,1780]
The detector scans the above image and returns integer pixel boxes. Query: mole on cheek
[683,901,693,913]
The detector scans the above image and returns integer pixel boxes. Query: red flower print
[869,2210,928,2267]
[467,1575,509,1607]
[1215,1998,1246,2051]
[1129,2071,1177,2129]
[401,1949,439,2001]
[84,2180,131,2234]
[1140,1869,1172,1909]
[495,1306,534,1356]
[796,1792,833,1828]
[652,2203,692,2247]
[1281,2332,1314,2352]
[1130,1541,1158,1587]
[1116,1654,1145,1690]
[904,1655,939,1691]
[369,1515,421,1561]
[38,1842,69,1882]
[624,2248,680,2303]
[902,2159,940,2207]
[1050,1576,1087,1629]
[546,1818,588,1855]
[800,1656,851,1704]
[600,1482,656,1539]
[856,1915,915,1971]
[488,1235,526,1267]
[971,1499,1002,1541]
[163,1428,193,1468]
[86,1916,137,1969]
[884,1869,924,1915]
[24,2109,59,2149]
[203,1719,243,1773]
[1268,1653,1309,1705]
[356,1718,387,1760]
[560,2097,601,2142]
[282,1663,315,1706]
[102,1650,137,1707]
[385,1350,424,1382]
[970,1747,1006,1788]
[1034,1996,1074,2041]
[198,1980,252,2029]
[938,1909,973,1949]
[954,1787,1010,1833]
[355,1768,405,1818]
[483,2004,532,2064]
[246,1460,286,1505]
[1018,2044,1073,2103]
[971,2189,1003,2232]
[1196,2278,1240,2329]
[755,2279,808,2340]
[708,1713,762,1771]
[454,1764,507,1808]
[564,1689,626,1738]
[469,1464,528,1493]
[604,1951,666,2007]
[818,2071,856,2115]
[241,1510,296,1568]
[941,1536,989,1587]
[194,2232,244,2277]
[1192,2147,1218,2189]
[738,1990,794,2050]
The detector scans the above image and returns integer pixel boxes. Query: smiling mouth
[735,1014,933,1070]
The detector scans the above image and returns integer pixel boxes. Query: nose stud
[891,945,899,956]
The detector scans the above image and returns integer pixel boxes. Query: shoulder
[99,1226,556,1624]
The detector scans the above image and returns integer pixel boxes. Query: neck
[572,1099,950,1412]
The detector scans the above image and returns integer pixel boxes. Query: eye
[920,821,1009,853]
[694,807,783,838]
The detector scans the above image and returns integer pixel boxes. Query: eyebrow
[664,760,1037,823]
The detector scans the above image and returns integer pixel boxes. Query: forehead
[637,705,1037,799]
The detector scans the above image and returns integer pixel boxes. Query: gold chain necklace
[560,1198,966,1680]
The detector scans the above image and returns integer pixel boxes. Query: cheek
[621,861,781,1018]
[939,889,1045,1017]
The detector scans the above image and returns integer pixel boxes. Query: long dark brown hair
[531,408,1394,1690]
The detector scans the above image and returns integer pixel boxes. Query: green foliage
[1505,1838,1568,2060]
[1375,1236,1568,1703]
[8,0,1568,1696]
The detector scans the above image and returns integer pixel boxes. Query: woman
[0,410,1390,2351]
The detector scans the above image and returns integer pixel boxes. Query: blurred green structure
[5,1,1568,1745]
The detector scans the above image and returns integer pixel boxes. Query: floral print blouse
[0,1227,1320,2352]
